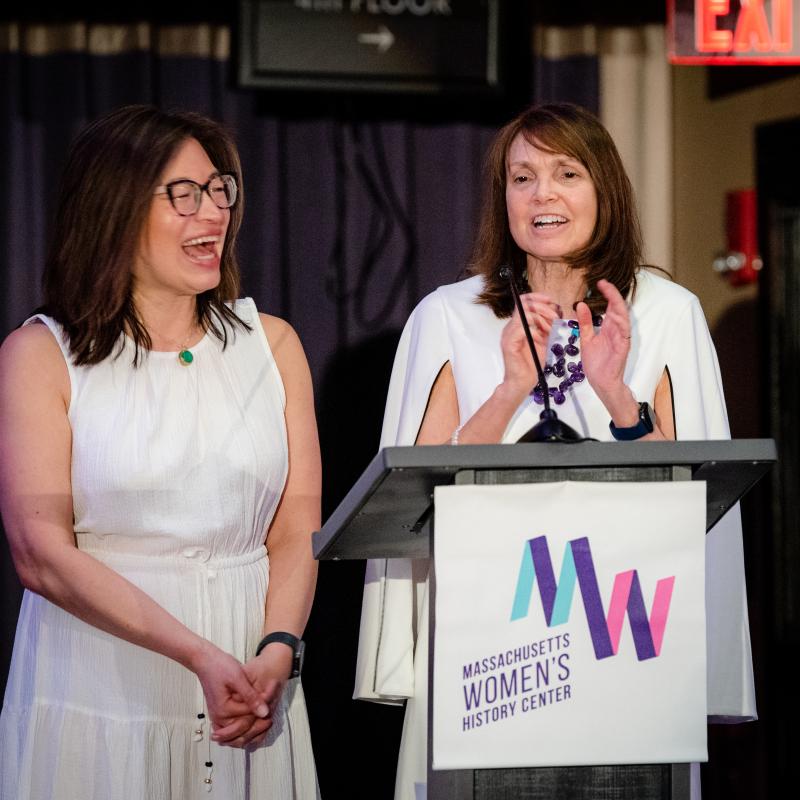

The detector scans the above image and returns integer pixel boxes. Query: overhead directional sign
[357,24,395,52]
[237,0,501,93]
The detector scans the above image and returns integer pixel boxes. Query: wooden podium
[313,440,776,800]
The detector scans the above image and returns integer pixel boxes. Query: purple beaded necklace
[531,314,603,406]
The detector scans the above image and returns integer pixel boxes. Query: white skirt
[0,546,319,800]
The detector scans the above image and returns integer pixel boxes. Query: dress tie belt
[181,546,268,792]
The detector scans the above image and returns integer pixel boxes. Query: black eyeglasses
[154,173,238,216]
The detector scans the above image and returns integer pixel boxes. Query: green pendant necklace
[146,322,199,366]
[178,347,194,366]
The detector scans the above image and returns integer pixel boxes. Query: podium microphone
[499,266,583,443]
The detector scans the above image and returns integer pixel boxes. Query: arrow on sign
[357,25,395,53]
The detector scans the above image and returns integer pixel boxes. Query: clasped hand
[195,644,291,750]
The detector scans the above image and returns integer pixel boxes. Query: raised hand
[500,292,560,395]
[575,279,631,397]
[576,279,640,426]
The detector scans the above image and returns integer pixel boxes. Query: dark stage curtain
[0,22,598,798]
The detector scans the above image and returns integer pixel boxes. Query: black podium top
[312,440,776,561]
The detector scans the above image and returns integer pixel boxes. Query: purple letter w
[510,535,675,661]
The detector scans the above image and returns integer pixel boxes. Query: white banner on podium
[432,480,707,770]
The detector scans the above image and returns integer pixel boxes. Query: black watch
[609,402,654,441]
[255,632,305,678]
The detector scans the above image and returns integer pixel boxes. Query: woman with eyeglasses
[0,106,320,798]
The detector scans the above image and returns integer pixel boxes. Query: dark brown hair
[42,104,249,365]
[470,103,643,318]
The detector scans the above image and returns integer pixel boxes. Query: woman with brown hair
[355,103,755,799]
[0,106,320,798]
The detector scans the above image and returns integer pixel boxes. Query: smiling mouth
[182,235,220,261]
[533,215,568,228]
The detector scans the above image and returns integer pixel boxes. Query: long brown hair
[471,103,643,318]
[42,104,249,365]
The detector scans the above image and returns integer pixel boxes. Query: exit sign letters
[670,0,800,63]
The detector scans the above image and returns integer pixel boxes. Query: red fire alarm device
[712,189,762,286]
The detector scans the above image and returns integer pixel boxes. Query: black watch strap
[255,632,305,678]
[609,402,654,441]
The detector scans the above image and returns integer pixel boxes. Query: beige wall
[672,67,800,329]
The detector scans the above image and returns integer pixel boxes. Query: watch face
[639,402,655,433]
[609,402,654,440]
[293,640,306,678]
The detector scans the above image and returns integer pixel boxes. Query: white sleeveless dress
[0,299,319,800]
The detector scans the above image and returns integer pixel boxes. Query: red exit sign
[670,0,800,63]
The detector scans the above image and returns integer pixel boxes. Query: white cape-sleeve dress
[354,270,756,800]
